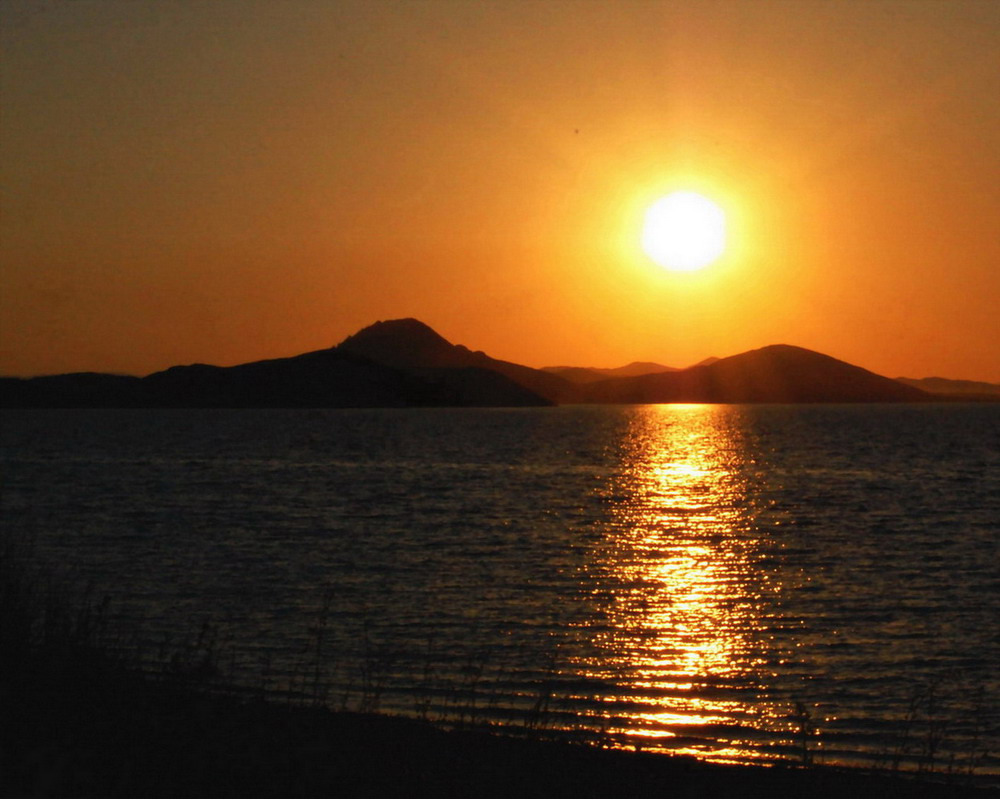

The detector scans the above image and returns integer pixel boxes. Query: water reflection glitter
[571,405,783,759]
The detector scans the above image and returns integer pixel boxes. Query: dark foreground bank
[2,535,995,799]
[3,652,996,799]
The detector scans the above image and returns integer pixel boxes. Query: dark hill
[338,318,575,403]
[140,349,477,408]
[582,344,931,404]
[896,375,1000,399]
[608,361,678,377]
[0,372,146,408]
[540,366,610,384]
[2,321,960,408]
[543,361,676,384]
[336,318,456,368]
[1,343,551,409]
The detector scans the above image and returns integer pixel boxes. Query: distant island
[3,318,998,408]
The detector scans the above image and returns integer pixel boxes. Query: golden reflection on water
[573,405,782,760]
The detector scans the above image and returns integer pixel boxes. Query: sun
[641,191,726,271]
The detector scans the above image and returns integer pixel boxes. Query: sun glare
[641,192,726,272]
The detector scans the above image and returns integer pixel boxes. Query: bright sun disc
[641,191,726,271]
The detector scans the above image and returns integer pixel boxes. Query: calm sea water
[2,405,998,777]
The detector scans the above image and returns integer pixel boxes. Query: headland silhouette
[2,318,997,407]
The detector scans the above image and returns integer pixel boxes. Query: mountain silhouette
[543,361,676,384]
[0,331,552,408]
[4,318,982,408]
[339,319,575,403]
[140,348,552,408]
[0,372,148,408]
[581,344,929,404]
[895,375,1000,399]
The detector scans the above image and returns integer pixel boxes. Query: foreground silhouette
[3,318,994,407]
[5,587,992,799]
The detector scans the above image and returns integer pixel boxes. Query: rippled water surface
[3,405,998,776]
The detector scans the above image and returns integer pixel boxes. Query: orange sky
[2,0,998,381]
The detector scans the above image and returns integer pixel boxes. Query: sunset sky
[2,0,998,381]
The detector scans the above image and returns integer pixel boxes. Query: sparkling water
[3,404,997,777]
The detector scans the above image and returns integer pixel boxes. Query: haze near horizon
[2,1,998,381]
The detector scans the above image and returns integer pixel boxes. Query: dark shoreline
[3,485,997,797]
[4,651,996,799]
[7,317,997,408]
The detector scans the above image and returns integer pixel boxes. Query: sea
[2,404,998,780]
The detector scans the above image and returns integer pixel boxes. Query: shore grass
[5,661,997,799]
[2,536,996,798]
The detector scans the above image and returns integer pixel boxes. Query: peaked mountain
[580,344,930,404]
[4,319,972,409]
[338,318,575,403]
[0,327,553,409]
